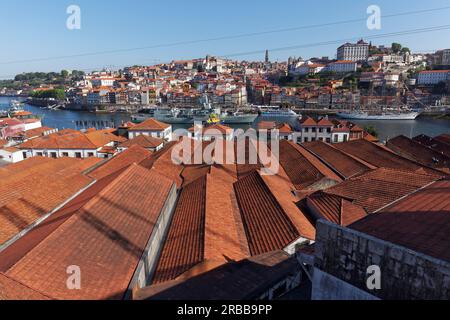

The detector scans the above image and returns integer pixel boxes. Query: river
[1,96,449,142]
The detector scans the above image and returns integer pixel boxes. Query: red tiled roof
[128,118,171,131]
[85,129,126,148]
[387,135,450,172]
[299,116,317,126]
[119,134,164,149]
[304,191,367,226]
[324,167,439,213]
[0,157,100,245]
[257,121,276,130]
[278,140,342,190]
[276,123,293,134]
[316,118,334,127]
[23,126,54,139]
[334,139,442,176]
[204,166,249,261]
[19,130,98,150]
[413,134,450,158]
[5,164,176,300]
[350,178,450,263]
[188,124,233,135]
[302,141,371,179]
[152,176,206,284]
[88,145,152,180]
[233,171,300,256]
[0,273,52,300]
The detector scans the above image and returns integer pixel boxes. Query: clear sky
[1,0,450,78]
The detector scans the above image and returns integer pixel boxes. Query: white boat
[254,105,298,117]
[220,112,258,124]
[337,111,420,120]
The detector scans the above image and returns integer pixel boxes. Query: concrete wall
[312,220,450,300]
[126,183,178,299]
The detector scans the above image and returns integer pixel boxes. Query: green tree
[364,125,379,138]
[61,70,69,78]
[391,43,402,54]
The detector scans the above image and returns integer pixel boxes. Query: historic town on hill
[0,39,449,302]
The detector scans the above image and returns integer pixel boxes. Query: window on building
[334,135,338,143]
[75,152,82,158]
[311,137,316,142]
[50,152,57,158]
[62,152,69,157]
[326,138,331,143]
[344,135,348,142]
[22,152,27,159]
[36,152,43,157]
[88,152,94,157]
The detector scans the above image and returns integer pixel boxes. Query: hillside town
[0,39,449,302]
[1,41,450,115]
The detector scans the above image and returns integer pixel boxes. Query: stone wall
[313,220,450,300]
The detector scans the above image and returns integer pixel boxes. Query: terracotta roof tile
[324,168,439,213]
[0,273,52,300]
[303,192,367,227]
[6,164,175,300]
[387,135,450,172]
[119,135,163,149]
[88,145,152,180]
[233,171,300,256]
[0,157,100,245]
[334,139,442,176]
[19,130,98,150]
[152,176,206,284]
[204,166,249,261]
[350,178,450,262]
[413,134,450,157]
[278,140,342,190]
[302,141,371,179]
[128,118,171,131]
[85,129,126,148]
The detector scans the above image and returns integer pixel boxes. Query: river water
[1,97,449,142]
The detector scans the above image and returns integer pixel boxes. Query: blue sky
[1,0,450,78]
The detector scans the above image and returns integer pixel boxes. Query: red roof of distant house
[299,116,317,126]
[129,118,171,131]
[276,123,293,134]
[119,134,163,149]
[350,178,450,263]
[257,121,276,130]
[23,126,54,139]
[317,118,334,127]
[188,124,233,135]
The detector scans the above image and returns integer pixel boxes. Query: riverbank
[1,96,449,142]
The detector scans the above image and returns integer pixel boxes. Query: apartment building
[337,40,369,62]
